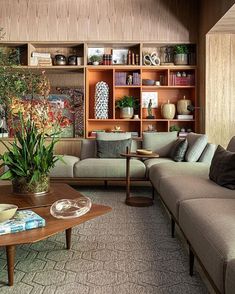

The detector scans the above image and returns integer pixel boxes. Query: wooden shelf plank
[142,85,195,89]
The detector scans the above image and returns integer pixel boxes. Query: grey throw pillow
[170,138,188,162]
[209,145,235,190]
[96,139,132,158]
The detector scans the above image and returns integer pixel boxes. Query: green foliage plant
[90,55,101,63]
[116,95,139,109]
[174,45,189,55]
[0,114,62,184]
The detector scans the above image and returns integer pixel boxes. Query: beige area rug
[0,186,208,294]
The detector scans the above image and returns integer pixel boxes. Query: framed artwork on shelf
[112,49,128,65]
[87,48,104,63]
[142,92,158,108]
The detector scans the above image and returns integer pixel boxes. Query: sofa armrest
[50,155,80,178]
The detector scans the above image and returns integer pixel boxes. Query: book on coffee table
[0,210,46,235]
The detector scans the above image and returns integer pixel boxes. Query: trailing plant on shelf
[116,96,139,119]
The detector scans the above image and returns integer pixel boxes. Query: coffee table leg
[65,228,72,249]
[6,245,15,286]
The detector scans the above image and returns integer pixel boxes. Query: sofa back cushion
[185,132,208,162]
[209,145,235,190]
[142,132,178,157]
[227,136,235,152]
[198,143,217,164]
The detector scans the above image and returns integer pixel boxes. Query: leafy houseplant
[0,29,62,194]
[90,55,101,65]
[174,45,189,65]
[116,96,139,119]
[0,115,61,194]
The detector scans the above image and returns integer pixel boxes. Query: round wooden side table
[121,150,159,207]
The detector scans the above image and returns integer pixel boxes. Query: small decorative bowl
[136,149,153,155]
[142,79,155,86]
[0,204,18,223]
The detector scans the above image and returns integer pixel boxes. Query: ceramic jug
[161,100,176,119]
[177,96,192,115]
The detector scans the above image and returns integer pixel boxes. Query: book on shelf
[30,56,52,66]
[0,210,46,236]
[177,114,193,120]
[32,52,51,58]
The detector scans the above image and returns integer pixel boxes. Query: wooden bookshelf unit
[0,41,198,141]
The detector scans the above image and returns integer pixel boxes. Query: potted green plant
[116,96,139,119]
[90,55,101,65]
[0,33,62,195]
[174,45,189,65]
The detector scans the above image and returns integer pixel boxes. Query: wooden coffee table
[0,184,111,286]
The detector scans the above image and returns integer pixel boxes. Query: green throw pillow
[209,145,235,190]
[96,139,132,158]
[170,138,188,162]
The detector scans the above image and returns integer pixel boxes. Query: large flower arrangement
[0,32,63,194]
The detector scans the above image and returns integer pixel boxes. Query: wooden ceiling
[210,4,235,33]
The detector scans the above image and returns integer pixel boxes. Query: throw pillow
[185,132,208,162]
[209,145,235,190]
[170,138,188,162]
[96,139,132,158]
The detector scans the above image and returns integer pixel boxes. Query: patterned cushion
[170,138,188,162]
[209,145,235,190]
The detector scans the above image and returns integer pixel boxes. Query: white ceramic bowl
[0,204,18,223]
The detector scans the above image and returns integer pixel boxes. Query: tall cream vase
[161,100,176,119]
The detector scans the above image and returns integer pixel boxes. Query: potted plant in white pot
[90,55,101,65]
[116,96,139,119]
[174,45,189,65]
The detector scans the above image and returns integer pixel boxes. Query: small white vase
[93,61,99,66]
[120,107,134,119]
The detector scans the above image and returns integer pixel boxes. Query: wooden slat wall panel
[0,0,198,42]
[205,34,235,147]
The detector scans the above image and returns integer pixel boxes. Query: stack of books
[0,210,46,236]
[30,52,52,66]
[132,72,140,85]
[115,72,127,85]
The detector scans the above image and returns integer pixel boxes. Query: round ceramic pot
[177,97,192,115]
[174,54,188,65]
[93,61,99,66]
[12,175,50,196]
[120,107,134,119]
[161,101,176,119]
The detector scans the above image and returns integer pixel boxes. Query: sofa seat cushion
[225,259,235,294]
[74,158,146,178]
[144,158,174,178]
[179,198,235,294]
[149,162,209,192]
[50,155,80,178]
[158,175,235,220]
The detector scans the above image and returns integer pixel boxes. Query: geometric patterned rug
[0,186,208,294]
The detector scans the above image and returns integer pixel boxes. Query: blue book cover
[0,210,46,235]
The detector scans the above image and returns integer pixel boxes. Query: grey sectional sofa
[51,131,215,181]
[149,136,235,294]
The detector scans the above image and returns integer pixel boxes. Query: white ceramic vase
[120,107,134,119]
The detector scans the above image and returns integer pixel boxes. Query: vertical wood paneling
[0,0,198,42]
[205,34,235,147]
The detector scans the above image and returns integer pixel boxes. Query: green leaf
[0,170,14,180]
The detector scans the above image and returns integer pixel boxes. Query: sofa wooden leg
[171,217,175,238]
[189,247,194,276]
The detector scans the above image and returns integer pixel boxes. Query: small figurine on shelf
[146,99,155,119]
[127,74,133,85]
